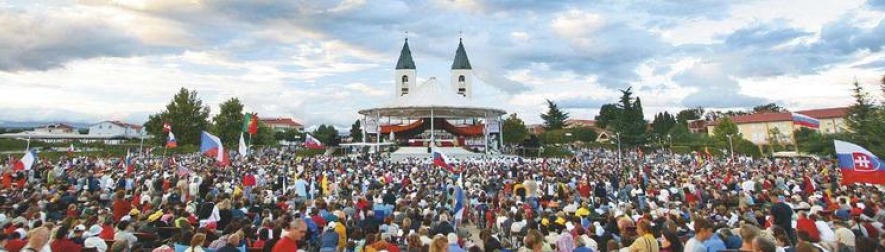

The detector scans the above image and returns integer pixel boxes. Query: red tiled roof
[565,119,596,127]
[795,107,849,119]
[708,112,792,126]
[260,117,303,127]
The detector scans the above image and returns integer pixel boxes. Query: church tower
[451,38,473,98]
[395,38,417,97]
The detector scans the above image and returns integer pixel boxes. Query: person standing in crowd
[273,220,307,252]
[685,218,713,252]
[629,220,659,252]
[770,193,796,246]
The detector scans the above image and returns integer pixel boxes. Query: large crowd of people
[1,146,884,252]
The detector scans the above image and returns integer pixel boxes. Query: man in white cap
[84,225,108,252]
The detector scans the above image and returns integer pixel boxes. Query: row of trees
[144,88,276,147]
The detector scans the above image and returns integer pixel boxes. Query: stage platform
[390,146,490,161]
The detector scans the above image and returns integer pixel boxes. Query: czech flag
[13,149,37,171]
[200,131,229,166]
[792,113,820,129]
[166,132,178,148]
[431,147,458,173]
[835,140,885,185]
[304,133,325,150]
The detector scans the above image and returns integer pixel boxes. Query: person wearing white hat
[83,225,107,252]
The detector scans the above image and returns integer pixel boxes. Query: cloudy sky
[2,0,885,128]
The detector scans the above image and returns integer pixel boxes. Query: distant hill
[0,120,92,129]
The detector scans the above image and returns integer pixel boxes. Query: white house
[88,121,144,139]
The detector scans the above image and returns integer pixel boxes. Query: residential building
[260,117,304,132]
[706,107,849,145]
[88,121,144,138]
[565,119,597,129]
[34,123,76,134]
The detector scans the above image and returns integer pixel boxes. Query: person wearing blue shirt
[703,231,727,252]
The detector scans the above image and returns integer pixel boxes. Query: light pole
[666,134,672,155]
[727,134,734,160]
[615,132,622,168]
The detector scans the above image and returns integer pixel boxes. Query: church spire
[451,38,472,70]
[395,38,416,70]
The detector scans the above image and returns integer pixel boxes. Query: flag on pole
[162,122,172,133]
[166,132,178,148]
[834,140,885,185]
[123,148,135,174]
[452,185,465,227]
[243,113,259,135]
[431,146,458,173]
[200,131,230,166]
[238,132,248,156]
[304,133,325,150]
[792,113,820,129]
[14,149,36,171]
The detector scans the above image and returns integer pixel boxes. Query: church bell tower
[451,38,473,98]
[395,38,417,97]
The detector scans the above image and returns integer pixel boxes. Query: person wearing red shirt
[50,227,83,252]
[112,192,132,221]
[272,220,307,252]
[795,212,820,242]
[5,232,27,252]
[98,218,116,240]
[578,182,591,199]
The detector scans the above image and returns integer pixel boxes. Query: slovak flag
[166,132,178,148]
[835,140,885,185]
[431,147,458,173]
[200,131,230,166]
[14,149,37,171]
[792,113,820,129]
[304,133,324,150]
[163,122,172,133]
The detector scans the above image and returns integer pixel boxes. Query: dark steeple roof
[395,38,416,70]
[451,38,472,70]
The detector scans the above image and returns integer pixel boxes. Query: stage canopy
[358,78,506,118]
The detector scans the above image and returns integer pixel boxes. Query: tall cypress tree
[541,99,569,130]
[611,87,648,146]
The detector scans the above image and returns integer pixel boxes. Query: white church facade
[394,38,474,99]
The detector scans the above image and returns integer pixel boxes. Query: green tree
[795,127,826,154]
[312,124,338,145]
[350,120,362,142]
[594,103,620,129]
[610,87,647,146]
[502,114,529,145]
[144,88,211,146]
[752,103,786,113]
[252,122,277,146]
[667,123,691,143]
[676,107,704,125]
[650,112,677,137]
[274,128,301,142]
[211,98,245,147]
[712,117,739,142]
[845,80,885,156]
[540,99,569,130]
[567,126,598,142]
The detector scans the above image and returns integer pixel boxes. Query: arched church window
[402,75,409,83]
[458,75,465,83]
